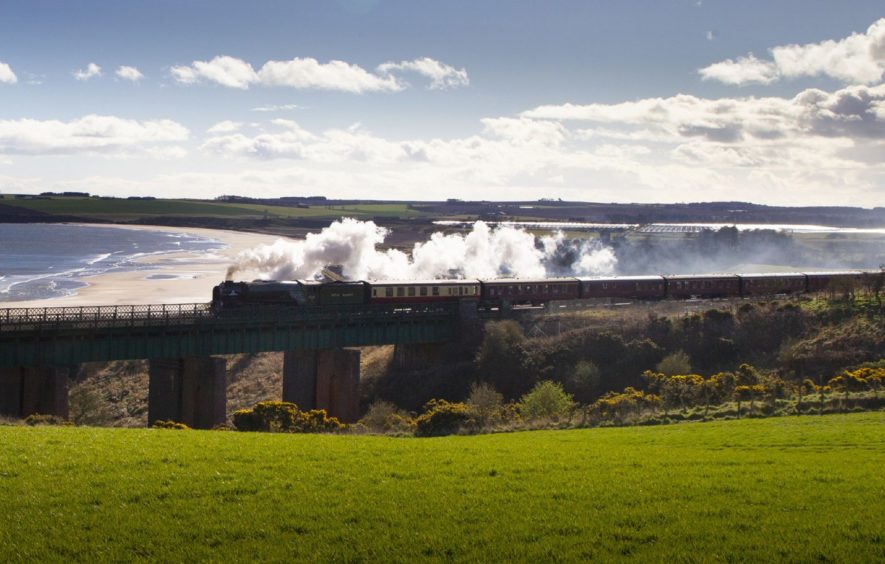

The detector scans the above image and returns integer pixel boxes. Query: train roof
[801,270,865,276]
[663,273,740,280]
[575,275,665,282]
[738,272,805,278]
[370,279,481,286]
[480,277,579,285]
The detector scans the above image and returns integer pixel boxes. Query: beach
[1,224,278,308]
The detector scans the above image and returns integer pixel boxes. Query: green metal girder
[0,304,461,367]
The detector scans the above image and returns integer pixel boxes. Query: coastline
[1,224,279,308]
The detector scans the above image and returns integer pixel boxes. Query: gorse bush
[233,401,345,433]
[414,399,474,437]
[152,420,190,430]
[24,414,71,427]
[518,381,574,420]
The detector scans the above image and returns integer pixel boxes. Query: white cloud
[706,31,716,42]
[116,66,144,82]
[0,62,17,84]
[0,115,189,156]
[699,54,779,85]
[700,18,885,85]
[207,120,244,134]
[171,55,257,89]
[73,63,102,81]
[250,103,303,112]
[170,55,466,92]
[522,85,885,152]
[376,57,469,89]
[258,58,402,93]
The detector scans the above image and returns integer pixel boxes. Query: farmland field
[0,197,428,221]
[0,413,883,561]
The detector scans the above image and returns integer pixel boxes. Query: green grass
[1,413,883,561]
[0,197,429,221]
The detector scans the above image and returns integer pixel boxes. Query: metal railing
[0,301,460,333]
[0,303,214,332]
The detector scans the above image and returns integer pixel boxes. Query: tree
[475,320,529,398]
[466,382,505,427]
[518,380,575,421]
[564,360,602,403]
[656,350,692,377]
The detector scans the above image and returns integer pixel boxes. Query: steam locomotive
[212,270,875,310]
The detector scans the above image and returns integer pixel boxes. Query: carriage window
[420,287,428,296]
[373,289,377,297]
[397,287,405,297]
[432,286,439,296]
[385,287,393,297]
[408,287,415,297]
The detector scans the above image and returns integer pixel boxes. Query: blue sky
[0,1,883,206]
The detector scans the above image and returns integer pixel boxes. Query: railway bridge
[0,301,475,427]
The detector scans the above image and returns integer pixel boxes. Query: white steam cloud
[229,219,616,281]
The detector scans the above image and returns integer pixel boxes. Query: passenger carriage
[664,274,741,299]
[738,273,806,296]
[577,275,666,300]
[803,270,865,293]
[367,279,480,304]
[480,278,580,307]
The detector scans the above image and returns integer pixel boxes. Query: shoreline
[1,224,280,308]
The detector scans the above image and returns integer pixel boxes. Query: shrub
[656,351,692,376]
[232,401,345,433]
[475,320,529,397]
[518,380,574,421]
[358,400,415,434]
[152,420,190,430]
[465,382,505,427]
[24,414,71,426]
[415,399,474,437]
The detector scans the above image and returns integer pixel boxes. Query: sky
[0,0,883,207]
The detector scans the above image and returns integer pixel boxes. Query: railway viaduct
[0,301,477,428]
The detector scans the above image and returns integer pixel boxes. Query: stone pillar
[148,358,181,425]
[282,350,318,410]
[0,366,68,419]
[283,349,360,423]
[22,367,69,420]
[315,349,360,424]
[148,357,226,429]
[0,367,23,418]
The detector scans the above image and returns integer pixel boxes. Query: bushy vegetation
[517,380,574,420]
[23,414,71,427]
[414,399,474,437]
[151,420,190,430]
[232,401,345,433]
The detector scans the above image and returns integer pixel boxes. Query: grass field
[0,196,428,221]
[1,413,883,561]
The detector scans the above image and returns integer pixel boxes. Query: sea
[0,224,223,303]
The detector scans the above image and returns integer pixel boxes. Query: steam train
[212,270,875,310]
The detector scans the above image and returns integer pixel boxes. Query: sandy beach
[1,224,280,308]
